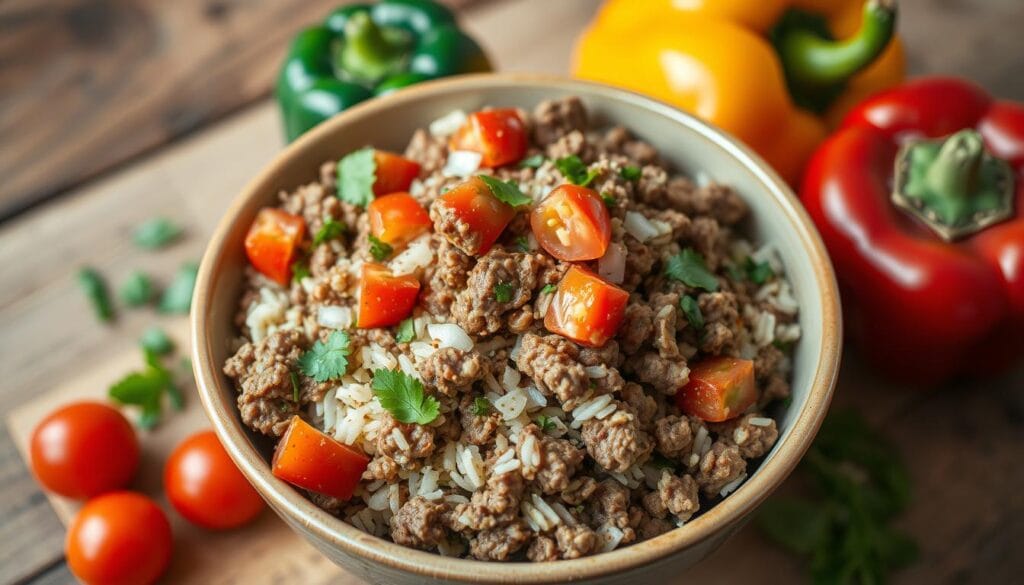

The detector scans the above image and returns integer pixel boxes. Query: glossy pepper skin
[572,0,905,184]
[801,78,1024,386]
[277,0,491,141]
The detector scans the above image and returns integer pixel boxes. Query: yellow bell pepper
[572,0,905,184]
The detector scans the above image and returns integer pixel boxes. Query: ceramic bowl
[192,74,841,585]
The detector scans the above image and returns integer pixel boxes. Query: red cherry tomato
[531,184,611,261]
[66,491,172,585]
[244,208,306,285]
[544,265,628,347]
[272,416,369,501]
[372,150,421,196]
[449,108,528,167]
[164,430,265,530]
[357,263,421,328]
[432,176,517,255]
[30,402,138,499]
[677,357,757,422]
[367,192,432,248]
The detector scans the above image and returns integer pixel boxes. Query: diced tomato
[372,150,421,196]
[244,208,306,285]
[433,176,517,255]
[449,108,528,167]
[545,265,628,347]
[367,192,432,248]
[357,263,420,328]
[272,416,369,501]
[676,357,757,422]
[531,184,611,261]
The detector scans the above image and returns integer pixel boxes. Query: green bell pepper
[276,0,492,141]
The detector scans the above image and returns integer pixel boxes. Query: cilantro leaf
[470,397,491,416]
[535,415,556,432]
[337,147,377,207]
[477,175,532,207]
[540,283,557,295]
[494,282,514,303]
[79,267,114,323]
[371,368,440,424]
[108,348,179,428]
[297,331,351,383]
[291,260,311,283]
[679,295,704,331]
[133,217,182,249]
[395,318,415,343]
[368,235,393,261]
[745,257,775,285]
[140,326,174,356]
[519,154,546,169]
[290,371,301,403]
[313,219,347,246]
[619,165,642,182]
[664,248,719,292]
[159,262,199,314]
[120,271,154,307]
[601,192,616,208]
[514,235,530,252]
[554,155,599,187]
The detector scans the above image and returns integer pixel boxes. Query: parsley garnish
[395,318,415,343]
[371,368,440,425]
[477,175,532,207]
[291,260,311,283]
[368,235,393,261]
[679,295,704,332]
[664,248,719,292]
[514,235,530,252]
[120,271,154,307]
[159,262,199,314]
[601,192,616,208]
[140,326,174,356]
[540,283,557,295]
[554,155,599,187]
[745,257,775,285]
[619,165,642,181]
[494,282,514,303]
[297,331,351,382]
[756,411,916,584]
[535,415,556,432]
[109,348,183,429]
[290,371,301,403]
[313,219,347,246]
[519,154,546,168]
[337,147,377,207]
[133,217,182,249]
[470,397,491,416]
[78,267,114,323]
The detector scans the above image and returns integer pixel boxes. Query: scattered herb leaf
[290,371,301,403]
[540,283,557,295]
[726,262,747,282]
[313,219,347,246]
[554,155,599,187]
[337,147,377,207]
[601,192,616,208]
[745,257,775,285]
[494,282,514,303]
[120,271,154,307]
[514,235,530,252]
[109,348,179,429]
[159,262,199,314]
[297,331,351,383]
[518,154,546,169]
[371,368,440,425]
[140,327,174,356]
[368,235,393,261]
[470,397,491,416]
[133,217,182,249]
[291,260,311,283]
[664,248,719,292]
[535,415,556,433]
[477,174,532,207]
[679,295,704,331]
[619,165,642,181]
[79,267,114,323]
[651,454,677,470]
[395,318,416,343]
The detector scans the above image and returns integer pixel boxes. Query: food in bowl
[223,97,801,561]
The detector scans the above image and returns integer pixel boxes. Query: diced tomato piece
[357,263,421,328]
[433,176,517,255]
[531,184,611,261]
[244,208,306,285]
[272,416,369,501]
[449,109,528,167]
[545,265,628,347]
[367,192,432,248]
[676,357,757,422]
[372,150,421,196]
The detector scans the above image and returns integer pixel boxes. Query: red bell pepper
[801,78,1024,386]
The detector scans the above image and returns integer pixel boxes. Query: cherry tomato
[432,176,517,255]
[367,192,432,248]
[530,184,611,261]
[272,416,369,501]
[545,265,628,347]
[449,108,528,167]
[357,262,421,328]
[677,357,757,422]
[164,430,265,530]
[66,491,172,585]
[244,208,306,285]
[372,150,421,196]
[30,402,138,499]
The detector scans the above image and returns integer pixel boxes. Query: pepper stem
[338,11,411,86]
[925,130,983,204]
[776,0,898,90]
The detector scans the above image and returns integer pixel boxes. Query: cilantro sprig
[535,415,556,433]
[514,235,530,252]
[494,282,514,303]
[297,331,351,383]
[368,235,393,261]
[371,369,440,425]
[140,326,174,356]
[313,219,347,246]
[470,397,491,416]
[337,147,377,207]
[679,294,704,332]
[159,262,199,314]
[519,154,546,169]
[619,165,642,182]
[109,348,184,429]
[664,248,719,292]
[554,155,599,187]
[395,318,415,343]
[540,283,557,295]
[477,175,532,207]
[79,267,114,323]
[120,271,154,307]
[133,217,182,249]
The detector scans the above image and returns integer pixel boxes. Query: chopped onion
[442,150,482,177]
[623,211,660,242]
[429,110,468,137]
[597,242,626,284]
[317,305,352,329]
[390,235,434,276]
[427,323,474,351]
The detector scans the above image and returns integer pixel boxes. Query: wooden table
[2,1,1022,583]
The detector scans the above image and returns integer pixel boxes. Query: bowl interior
[192,75,840,584]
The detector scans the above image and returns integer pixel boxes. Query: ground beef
[467,521,531,561]
[652,303,680,358]
[629,352,690,395]
[555,524,599,559]
[422,236,473,314]
[647,472,699,521]
[560,477,598,506]
[589,480,635,543]
[714,414,779,459]
[452,472,524,532]
[617,301,654,355]
[637,515,675,540]
[518,425,585,494]
[404,128,447,176]
[622,235,657,292]
[376,414,436,466]
[430,199,487,256]
[451,247,548,336]
[696,442,747,496]
[620,382,658,431]
[581,408,653,473]
[459,395,501,445]
[391,497,451,550]
[653,415,697,460]
[363,455,400,482]
[419,347,487,397]
[532,96,587,146]
[514,333,589,408]
[527,536,559,562]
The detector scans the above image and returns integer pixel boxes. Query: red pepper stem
[924,130,983,200]
[340,12,409,85]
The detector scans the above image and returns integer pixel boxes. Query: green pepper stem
[777,0,897,88]
[340,11,409,85]
[925,130,983,199]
